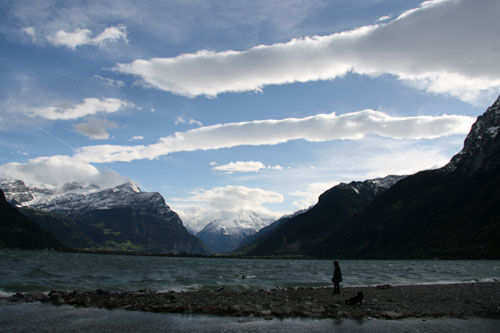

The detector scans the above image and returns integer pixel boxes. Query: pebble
[5,282,500,320]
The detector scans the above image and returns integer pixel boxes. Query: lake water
[1,250,499,295]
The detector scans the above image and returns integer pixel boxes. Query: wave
[22,268,61,278]
[345,277,500,288]
[0,289,15,298]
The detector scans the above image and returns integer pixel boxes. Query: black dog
[345,292,364,305]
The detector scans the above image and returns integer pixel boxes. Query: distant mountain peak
[196,209,275,254]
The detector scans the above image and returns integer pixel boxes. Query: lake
[1,250,499,295]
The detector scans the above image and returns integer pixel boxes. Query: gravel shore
[7,282,500,320]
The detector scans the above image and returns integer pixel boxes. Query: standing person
[332,260,342,295]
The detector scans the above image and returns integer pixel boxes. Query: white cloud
[376,15,391,22]
[116,0,500,103]
[362,147,451,179]
[213,161,282,173]
[47,25,127,50]
[175,115,203,127]
[129,136,144,142]
[94,74,125,88]
[73,116,118,140]
[290,181,339,209]
[0,155,129,188]
[172,185,283,210]
[22,26,36,41]
[30,97,133,120]
[71,109,475,163]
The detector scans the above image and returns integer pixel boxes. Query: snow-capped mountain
[236,207,311,252]
[29,182,172,219]
[195,209,275,254]
[0,179,208,254]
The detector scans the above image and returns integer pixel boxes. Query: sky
[0,0,499,231]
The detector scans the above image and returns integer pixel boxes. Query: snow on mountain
[200,209,273,234]
[195,209,275,254]
[0,179,146,208]
[0,178,208,254]
[28,182,177,220]
[0,179,101,207]
[345,175,407,197]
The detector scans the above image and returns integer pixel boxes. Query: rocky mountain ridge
[446,94,500,174]
[312,94,500,258]
[0,180,208,254]
[241,175,405,256]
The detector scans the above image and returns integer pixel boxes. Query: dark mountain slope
[243,176,404,256]
[0,189,65,250]
[315,94,500,259]
[20,208,95,249]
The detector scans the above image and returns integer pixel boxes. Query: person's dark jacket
[332,267,342,283]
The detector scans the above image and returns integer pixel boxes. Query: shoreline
[5,282,500,320]
[2,302,499,333]
[5,248,499,260]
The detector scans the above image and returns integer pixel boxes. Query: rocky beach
[6,282,500,320]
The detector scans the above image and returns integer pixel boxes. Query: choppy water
[1,250,499,295]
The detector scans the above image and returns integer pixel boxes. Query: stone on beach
[7,282,500,320]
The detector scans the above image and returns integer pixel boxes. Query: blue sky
[1,0,499,230]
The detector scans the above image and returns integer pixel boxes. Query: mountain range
[0,181,208,254]
[237,175,405,256]
[3,94,499,258]
[239,94,500,259]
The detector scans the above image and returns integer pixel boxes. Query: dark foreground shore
[6,282,500,320]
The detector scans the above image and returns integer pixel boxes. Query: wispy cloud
[47,25,127,49]
[22,26,36,42]
[376,15,391,23]
[94,74,125,88]
[175,115,203,127]
[0,109,475,192]
[72,109,475,163]
[116,0,500,103]
[73,116,118,140]
[29,97,133,120]
[290,181,339,209]
[129,136,144,142]
[213,161,282,173]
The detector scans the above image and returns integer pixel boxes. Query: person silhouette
[332,260,342,295]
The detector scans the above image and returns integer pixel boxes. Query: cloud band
[72,109,475,163]
[116,0,500,103]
